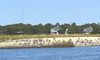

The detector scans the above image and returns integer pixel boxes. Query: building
[83,26,93,34]
[50,26,60,35]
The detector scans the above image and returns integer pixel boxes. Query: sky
[0,0,100,25]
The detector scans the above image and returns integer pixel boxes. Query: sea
[0,46,100,60]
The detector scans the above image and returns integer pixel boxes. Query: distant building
[83,26,93,34]
[50,26,60,35]
[16,31,24,34]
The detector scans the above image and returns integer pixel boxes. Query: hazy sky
[0,0,100,25]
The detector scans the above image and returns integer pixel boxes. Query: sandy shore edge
[0,37,100,48]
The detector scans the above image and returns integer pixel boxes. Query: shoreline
[0,37,100,48]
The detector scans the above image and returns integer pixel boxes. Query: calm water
[0,46,100,60]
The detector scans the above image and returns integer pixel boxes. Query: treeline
[0,23,100,35]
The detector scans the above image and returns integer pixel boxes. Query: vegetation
[48,39,75,47]
[0,23,100,41]
[0,23,99,48]
[0,23,100,35]
[43,41,75,48]
[0,34,100,42]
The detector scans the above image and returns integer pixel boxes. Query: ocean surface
[0,46,100,60]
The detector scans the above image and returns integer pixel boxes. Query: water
[0,46,100,60]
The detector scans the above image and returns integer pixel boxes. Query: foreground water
[0,46,100,60]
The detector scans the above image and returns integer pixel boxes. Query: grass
[0,34,100,41]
